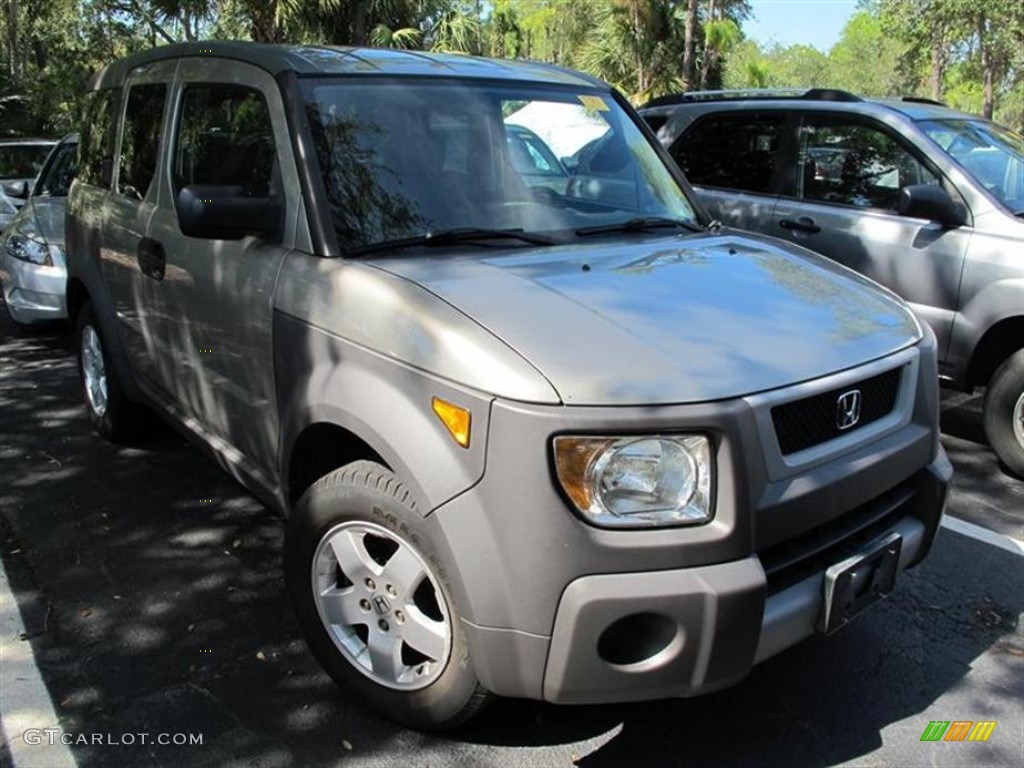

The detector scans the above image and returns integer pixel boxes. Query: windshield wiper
[349,228,557,256]
[575,216,703,237]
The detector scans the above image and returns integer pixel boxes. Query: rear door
[771,113,971,357]
[668,111,788,231]
[100,62,174,387]
[142,58,299,477]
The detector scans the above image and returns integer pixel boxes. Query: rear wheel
[983,349,1024,478]
[75,302,143,441]
[285,461,490,730]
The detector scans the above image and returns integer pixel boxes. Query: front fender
[273,311,493,515]
[950,276,1024,381]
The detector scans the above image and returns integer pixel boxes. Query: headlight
[553,435,713,528]
[4,232,58,266]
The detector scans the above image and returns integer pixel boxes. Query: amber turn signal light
[432,397,471,448]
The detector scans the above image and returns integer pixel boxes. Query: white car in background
[0,134,77,325]
[0,137,56,231]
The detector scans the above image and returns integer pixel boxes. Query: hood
[369,233,922,405]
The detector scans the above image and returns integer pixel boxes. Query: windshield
[303,79,699,251]
[0,144,53,180]
[34,141,77,197]
[918,119,1024,213]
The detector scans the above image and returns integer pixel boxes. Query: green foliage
[827,11,909,96]
[2,0,1019,138]
[723,2,1021,127]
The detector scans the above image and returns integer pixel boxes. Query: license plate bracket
[819,532,902,635]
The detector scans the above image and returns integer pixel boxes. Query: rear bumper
[462,452,950,704]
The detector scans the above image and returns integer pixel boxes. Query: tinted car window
[79,89,118,187]
[0,145,52,179]
[799,118,939,210]
[35,141,78,197]
[643,114,668,135]
[672,113,785,194]
[174,84,275,196]
[119,84,167,201]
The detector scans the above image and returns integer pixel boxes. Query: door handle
[137,237,166,281]
[779,216,821,234]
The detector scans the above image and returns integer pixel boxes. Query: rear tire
[983,349,1024,478]
[75,302,143,442]
[285,460,491,730]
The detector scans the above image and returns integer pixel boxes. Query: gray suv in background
[66,45,949,730]
[640,90,1024,476]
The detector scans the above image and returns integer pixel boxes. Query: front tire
[983,349,1024,478]
[75,302,142,442]
[285,461,490,730]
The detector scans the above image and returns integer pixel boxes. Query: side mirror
[561,155,580,173]
[897,184,965,228]
[176,185,281,240]
[2,180,30,200]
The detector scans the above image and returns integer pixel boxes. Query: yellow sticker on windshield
[578,94,610,112]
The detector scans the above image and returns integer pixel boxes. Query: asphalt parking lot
[1,303,1022,768]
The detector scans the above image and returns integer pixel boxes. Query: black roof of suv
[92,40,604,89]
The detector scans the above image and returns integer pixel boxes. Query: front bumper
[543,455,948,703]
[0,253,67,323]
[456,454,949,704]
[430,341,950,704]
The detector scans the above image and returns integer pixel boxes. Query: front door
[772,113,971,358]
[143,59,301,477]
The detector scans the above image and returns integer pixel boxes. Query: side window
[506,129,563,178]
[643,114,668,135]
[173,84,275,196]
[119,84,167,201]
[799,120,940,210]
[672,113,785,194]
[78,89,118,187]
[36,141,77,197]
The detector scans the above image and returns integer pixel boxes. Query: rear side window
[119,84,167,201]
[78,89,118,187]
[173,84,275,196]
[672,113,785,194]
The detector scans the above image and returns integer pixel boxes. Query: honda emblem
[836,390,862,430]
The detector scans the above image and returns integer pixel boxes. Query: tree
[879,0,1023,118]
[681,0,698,88]
[829,10,908,96]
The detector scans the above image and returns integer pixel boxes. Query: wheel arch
[274,312,492,519]
[967,315,1024,388]
[287,422,389,508]
[65,277,91,322]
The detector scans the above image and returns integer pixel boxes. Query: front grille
[760,480,915,594]
[771,367,902,455]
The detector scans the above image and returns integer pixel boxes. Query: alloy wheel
[311,521,452,690]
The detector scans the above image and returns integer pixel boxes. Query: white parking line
[941,514,1024,556]
[0,557,77,768]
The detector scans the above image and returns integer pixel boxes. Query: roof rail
[641,87,861,109]
[900,96,947,106]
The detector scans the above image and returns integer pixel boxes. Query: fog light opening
[597,612,682,668]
